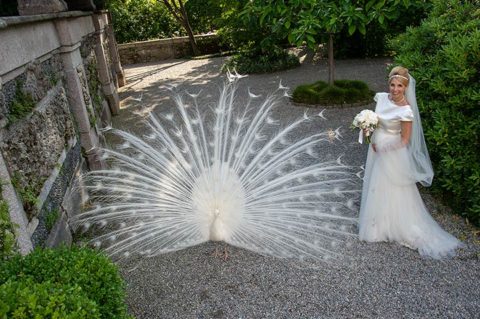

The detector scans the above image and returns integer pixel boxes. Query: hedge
[390,0,480,224]
[0,247,132,319]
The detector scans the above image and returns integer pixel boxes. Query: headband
[389,74,409,81]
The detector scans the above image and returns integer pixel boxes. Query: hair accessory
[389,74,409,81]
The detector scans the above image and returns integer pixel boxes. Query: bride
[358,66,463,258]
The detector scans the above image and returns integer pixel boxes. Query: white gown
[359,93,462,258]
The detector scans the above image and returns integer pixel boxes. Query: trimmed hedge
[0,247,132,319]
[0,280,100,318]
[224,48,300,74]
[390,0,480,224]
[292,80,374,105]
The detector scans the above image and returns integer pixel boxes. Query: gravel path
[113,57,480,319]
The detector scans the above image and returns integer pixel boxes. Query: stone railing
[118,33,222,64]
[0,9,125,254]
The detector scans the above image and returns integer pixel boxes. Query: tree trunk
[328,33,335,85]
[160,0,200,56]
[180,10,200,56]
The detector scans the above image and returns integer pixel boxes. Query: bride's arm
[400,121,412,146]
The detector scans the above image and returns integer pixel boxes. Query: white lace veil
[406,75,434,186]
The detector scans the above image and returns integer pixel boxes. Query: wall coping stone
[0,10,91,29]
[118,33,217,49]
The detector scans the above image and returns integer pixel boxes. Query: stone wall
[0,10,125,253]
[118,34,223,65]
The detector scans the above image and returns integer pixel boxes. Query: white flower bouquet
[351,110,379,144]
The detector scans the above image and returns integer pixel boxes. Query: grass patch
[292,80,374,105]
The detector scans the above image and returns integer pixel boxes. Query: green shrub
[334,1,432,58]
[0,247,132,319]
[185,0,223,34]
[224,47,300,74]
[0,200,16,260]
[0,279,100,318]
[107,0,182,43]
[292,80,374,105]
[390,0,480,224]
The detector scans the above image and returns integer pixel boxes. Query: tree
[158,0,200,56]
[242,0,412,84]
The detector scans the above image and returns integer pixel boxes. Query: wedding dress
[358,92,462,258]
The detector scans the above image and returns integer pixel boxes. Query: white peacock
[74,73,359,261]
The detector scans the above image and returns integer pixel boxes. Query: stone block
[0,22,60,76]
[17,0,68,15]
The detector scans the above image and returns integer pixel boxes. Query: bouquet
[351,110,379,144]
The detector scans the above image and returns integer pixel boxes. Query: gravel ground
[113,56,479,319]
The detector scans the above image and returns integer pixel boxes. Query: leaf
[379,14,384,24]
[365,0,375,12]
[348,24,356,35]
[288,33,294,44]
[358,24,366,35]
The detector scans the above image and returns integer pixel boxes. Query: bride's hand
[372,143,377,152]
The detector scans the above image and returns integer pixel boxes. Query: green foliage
[7,82,36,125]
[0,279,101,318]
[238,0,413,82]
[45,209,59,232]
[0,200,17,260]
[292,80,374,105]
[242,0,411,50]
[11,172,41,218]
[0,247,132,319]
[335,1,432,58]
[224,46,299,74]
[390,0,480,224]
[184,0,223,34]
[106,0,182,43]
[216,0,282,55]
[217,1,299,73]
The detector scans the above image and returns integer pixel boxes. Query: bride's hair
[388,66,410,86]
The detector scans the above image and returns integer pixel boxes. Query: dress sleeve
[400,107,414,121]
[373,93,381,102]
